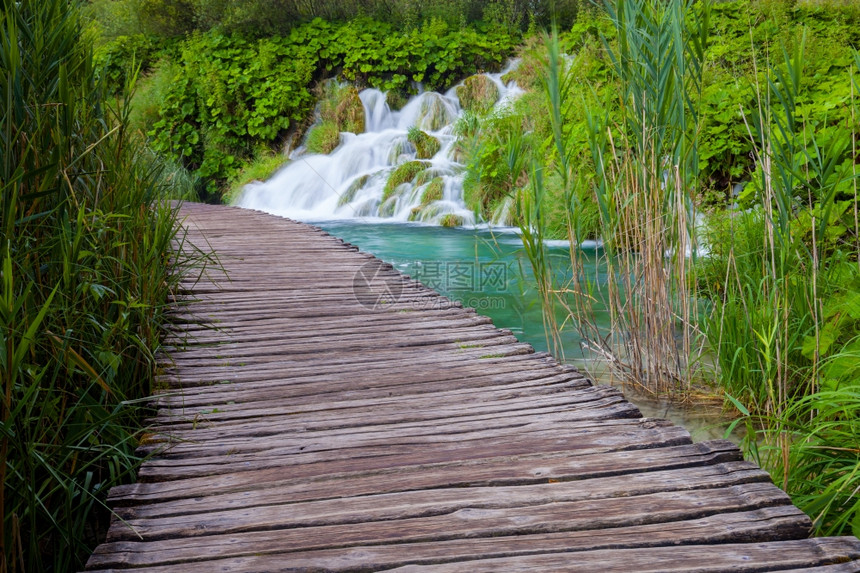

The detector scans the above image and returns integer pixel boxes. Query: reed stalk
[577,0,709,395]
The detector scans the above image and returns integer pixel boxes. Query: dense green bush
[94,33,168,94]
[147,32,316,199]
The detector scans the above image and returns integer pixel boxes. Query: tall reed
[512,1,710,395]
[525,0,707,395]
[1,0,193,569]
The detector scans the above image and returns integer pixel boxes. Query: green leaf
[802,322,840,359]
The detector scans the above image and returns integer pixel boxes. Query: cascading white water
[237,64,523,226]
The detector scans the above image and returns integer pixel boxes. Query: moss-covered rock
[416,93,456,131]
[407,127,441,159]
[379,196,399,217]
[407,178,444,222]
[382,160,429,202]
[420,177,444,206]
[440,214,464,227]
[307,82,366,155]
[388,138,410,164]
[456,74,500,115]
[415,167,441,187]
[305,121,340,154]
[501,36,546,90]
[386,90,409,111]
[408,203,441,222]
[335,86,365,134]
[338,174,370,206]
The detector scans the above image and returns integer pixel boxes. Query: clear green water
[317,219,739,443]
[319,220,600,354]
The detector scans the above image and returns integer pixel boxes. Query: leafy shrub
[130,58,180,133]
[94,34,166,94]
[139,0,195,36]
[148,32,316,199]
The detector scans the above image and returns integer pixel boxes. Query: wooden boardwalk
[87,202,860,572]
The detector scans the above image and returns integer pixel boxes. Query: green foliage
[193,0,301,36]
[335,87,365,134]
[501,35,549,89]
[407,127,441,159]
[129,58,180,133]
[93,0,578,39]
[148,32,317,199]
[737,387,860,537]
[139,0,195,36]
[83,0,146,38]
[700,33,859,409]
[0,0,195,569]
[461,110,529,222]
[304,81,368,155]
[94,34,165,94]
[693,12,860,538]
[325,19,517,94]
[695,0,860,200]
[460,9,613,235]
[386,90,409,111]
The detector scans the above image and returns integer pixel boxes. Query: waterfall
[236,63,523,226]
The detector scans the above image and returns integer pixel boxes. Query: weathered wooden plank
[153,373,589,421]
[137,413,662,466]
[86,491,807,570]
[157,348,560,383]
[107,473,785,543]
[152,365,580,411]
[110,460,770,525]
[386,539,860,572]
[108,440,742,505]
[87,507,812,571]
[149,385,626,434]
